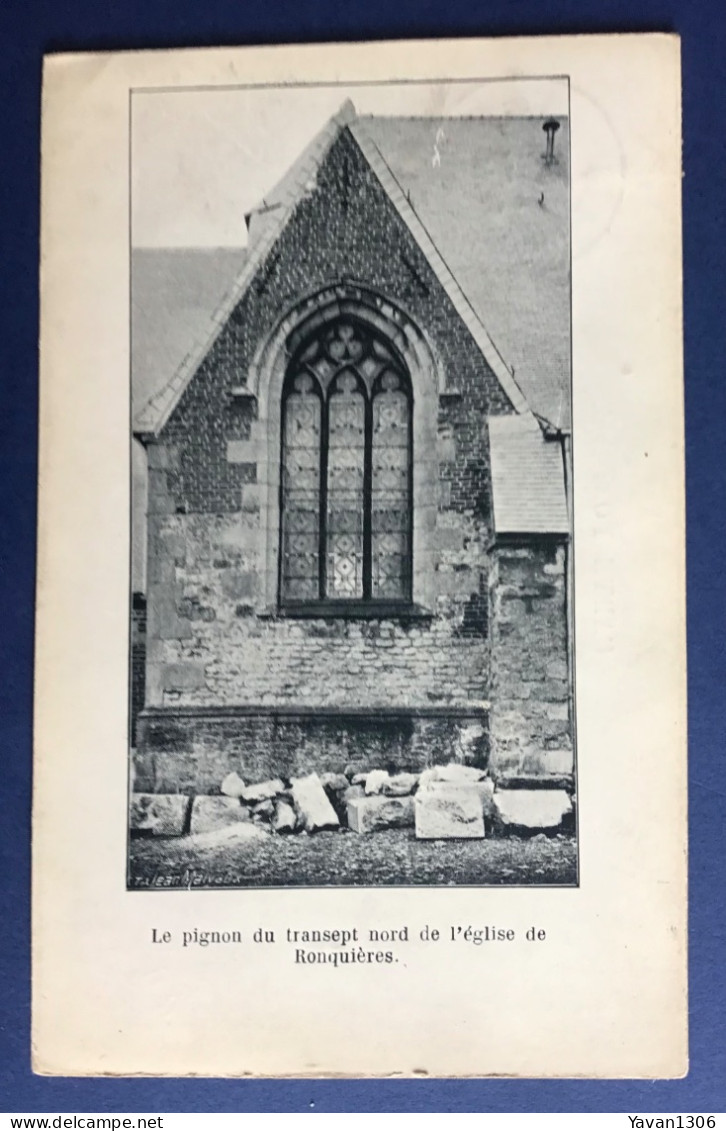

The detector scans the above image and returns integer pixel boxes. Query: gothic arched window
[280,319,412,608]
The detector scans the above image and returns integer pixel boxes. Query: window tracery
[280,319,412,606]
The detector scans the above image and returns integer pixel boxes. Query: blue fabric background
[1,0,724,1112]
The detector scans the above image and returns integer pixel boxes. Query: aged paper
[34,35,686,1076]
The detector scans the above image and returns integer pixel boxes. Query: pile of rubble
[130,764,574,841]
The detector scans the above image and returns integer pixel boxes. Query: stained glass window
[372,372,410,599]
[327,371,366,598]
[280,320,412,605]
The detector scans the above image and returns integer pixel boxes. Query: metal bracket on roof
[533,411,562,438]
[438,388,463,404]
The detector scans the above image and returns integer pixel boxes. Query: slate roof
[133,100,570,434]
[132,247,248,413]
[362,114,570,430]
[488,414,569,536]
[348,117,529,415]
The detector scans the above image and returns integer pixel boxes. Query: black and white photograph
[127,78,576,889]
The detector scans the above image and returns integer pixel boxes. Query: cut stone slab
[381,772,419,797]
[190,794,249,835]
[364,769,390,795]
[347,795,415,833]
[220,771,246,798]
[290,773,340,832]
[493,789,572,829]
[320,772,349,792]
[415,786,485,839]
[419,763,488,789]
[130,793,188,836]
[272,800,298,833]
[343,783,365,805]
[241,778,285,804]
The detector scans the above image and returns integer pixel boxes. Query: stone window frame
[280,321,414,607]
[245,282,446,616]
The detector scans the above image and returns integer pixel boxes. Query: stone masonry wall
[134,709,488,794]
[488,541,573,782]
[142,127,513,718]
[130,592,146,746]
[145,510,490,710]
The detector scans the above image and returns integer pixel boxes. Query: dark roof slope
[362,116,570,429]
[132,247,248,410]
[488,414,569,535]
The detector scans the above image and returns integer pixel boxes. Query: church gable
[134,107,573,801]
[145,123,521,519]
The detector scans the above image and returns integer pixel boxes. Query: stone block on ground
[476,778,496,815]
[241,778,285,804]
[320,772,349,792]
[347,795,415,833]
[343,784,365,805]
[189,794,250,835]
[381,772,419,797]
[419,763,487,789]
[252,799,275,820]
[220,771,246,798]
[290,773,340,832]
[492,789,572,829]
[420,777,495,817]
[364,769,390,795]
[272,800,298,833]
[414,785,485,839]
[130,793,188,836]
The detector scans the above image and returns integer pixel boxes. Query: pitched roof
[133,101,570,435]
[488,414,569,536]
[348,119,528,415]
[131,247,248,413]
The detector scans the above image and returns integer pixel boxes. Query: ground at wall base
[128,827,577,888]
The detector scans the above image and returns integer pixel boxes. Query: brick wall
[135,708,488,793]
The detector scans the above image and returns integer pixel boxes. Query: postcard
[33,33,686,1076]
